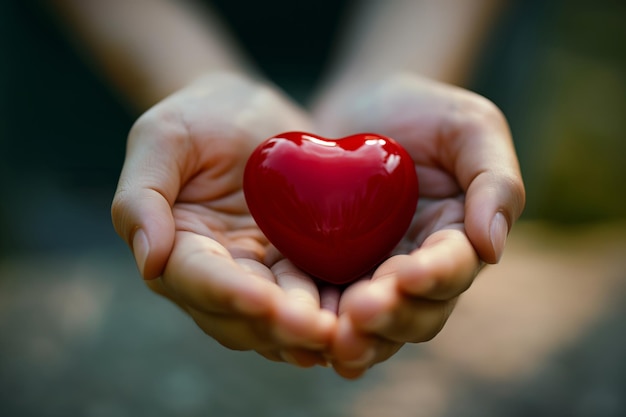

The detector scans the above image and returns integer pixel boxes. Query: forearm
[317,0,507,98]
[47,0,251,113]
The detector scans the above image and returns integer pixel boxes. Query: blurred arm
[46,0,251,113]
[316,0,507,97]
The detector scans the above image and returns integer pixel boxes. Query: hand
[313,73,526,378]
[111,73,336,366]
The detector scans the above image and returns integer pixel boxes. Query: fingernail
[490,212,508,263]
[132,229,149,278]
[341,347,376,369]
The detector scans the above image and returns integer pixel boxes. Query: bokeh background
[1,1,625,416]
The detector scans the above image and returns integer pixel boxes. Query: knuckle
[466,94,507,126]
[128,104,190,151]
[445,92,510,139]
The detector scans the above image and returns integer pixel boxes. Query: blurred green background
[470,0,626,223]
[1,1,625,416]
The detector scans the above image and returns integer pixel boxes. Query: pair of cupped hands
[111,72,525,379]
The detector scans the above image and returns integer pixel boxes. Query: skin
[48,0,525,378]
[314,73,525,378]
[112,73,336,366]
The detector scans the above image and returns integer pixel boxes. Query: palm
[170,139,269,265]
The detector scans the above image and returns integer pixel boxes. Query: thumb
[111,113,187,279]
[464,170,525,264]
[453,101,526,264]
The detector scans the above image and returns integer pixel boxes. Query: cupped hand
[111,73,336,366]
[313,73,526,378]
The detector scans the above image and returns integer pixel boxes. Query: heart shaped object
[243,132,418,285]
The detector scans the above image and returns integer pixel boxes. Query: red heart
[243,132,418,285]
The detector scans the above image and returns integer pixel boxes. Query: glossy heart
[243,132,418,285]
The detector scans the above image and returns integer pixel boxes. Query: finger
[272,298,337,350]
[111,110,190,279]
[190,311,331,364]
[162,231,281,316]
[257,348,329,368]
[331,315,377,379]
[189,308,275,351]
[339,276,456,344]
[464,171,525,263]
[166,233,336,350]
[280,348,331,368]
[336,227,477,345]
[441,95,526,263]
[272,259,320,309]
[234,257,276,283]
[392,226,482,300]
[270,259,338,348]
[331,314,402,379]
